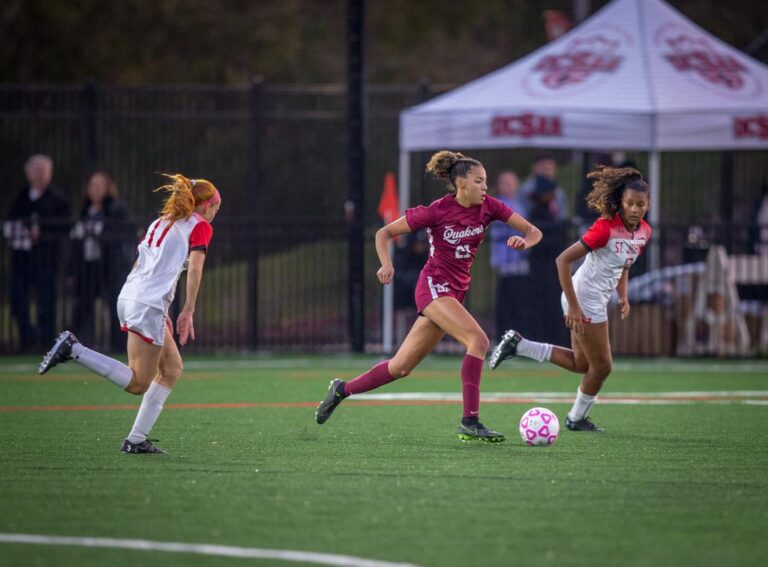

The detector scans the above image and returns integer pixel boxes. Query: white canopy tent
[384,0,768,351]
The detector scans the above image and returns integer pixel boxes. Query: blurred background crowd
[2,0,767,356]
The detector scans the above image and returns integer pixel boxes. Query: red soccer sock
[461,354,484,418]
[343,360,395,396]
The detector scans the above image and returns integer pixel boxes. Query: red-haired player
[39,174,221,454]
[316,151,542,442]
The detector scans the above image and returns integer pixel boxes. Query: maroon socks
[461,354,483,418]
[343,360,395,396]
[342,356,484,420]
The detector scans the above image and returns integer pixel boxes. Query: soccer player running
[39,174,221,454]
[489,165,651,432]
[315,151,542,442]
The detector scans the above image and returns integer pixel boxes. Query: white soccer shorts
[117,299,167,346]
[560,291,608,325]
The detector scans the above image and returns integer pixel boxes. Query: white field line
[0,534,420,567]
[353,391,768,405]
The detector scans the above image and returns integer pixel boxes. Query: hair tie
[190,179,197,187]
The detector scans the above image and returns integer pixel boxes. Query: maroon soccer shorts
[413,271,466,314]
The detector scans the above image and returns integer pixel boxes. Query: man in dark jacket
[3,155,71,351]
[527,175,570,346]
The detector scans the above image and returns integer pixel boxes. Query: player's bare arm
[556,241,590,334]
[375,216,412,285]
[504,212,542,250]
[177,250,207,345]
[617,267,630,320]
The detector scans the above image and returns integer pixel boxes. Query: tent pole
[399,150,411,210]
[649,150,661,271]
[382,251,394,353]
[381,151,410,353]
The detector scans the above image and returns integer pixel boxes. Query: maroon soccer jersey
[405,194,514,292]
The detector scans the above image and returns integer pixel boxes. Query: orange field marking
[1,393,767,413]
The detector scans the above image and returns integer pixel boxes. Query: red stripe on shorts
[121,324,154,344]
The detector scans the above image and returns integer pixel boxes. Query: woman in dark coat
[70,170,138,350]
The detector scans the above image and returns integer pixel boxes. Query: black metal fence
[2,217,767,356]
[1,83,768,355]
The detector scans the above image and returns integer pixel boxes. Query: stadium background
[1,0,767,355]
[2,3,768,567]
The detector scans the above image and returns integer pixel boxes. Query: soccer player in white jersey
[39,174,221,454]
[489,165,651,432]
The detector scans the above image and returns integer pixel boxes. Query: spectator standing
[527,176,570,345]
[489,171,533,340]
[751,186,768,256]
[3,155,71,351]
[519,154,569,222]
[69,170,137,350]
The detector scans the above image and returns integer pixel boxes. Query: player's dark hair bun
[425,151,465,179]
[425,150,482,193]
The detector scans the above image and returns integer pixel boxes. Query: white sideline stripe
[0,534,421,567]
[353,391,768,405]
[354,391,768,400]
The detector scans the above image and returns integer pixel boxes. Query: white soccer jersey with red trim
[118,213,213,312]
[573,215,652,311]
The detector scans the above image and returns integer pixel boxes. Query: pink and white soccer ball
[519,407,560,446]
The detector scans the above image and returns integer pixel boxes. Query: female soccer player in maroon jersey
[39,174,221,454]
[490,165,651,432]
[316,151,542,442]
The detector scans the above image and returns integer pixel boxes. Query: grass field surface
[1,355,767,566]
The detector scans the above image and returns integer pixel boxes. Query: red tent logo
[656,24,761,97]
[662,33,747,90]
[533,35,623,89]
[523,25,632,97]
[734,115,768,140]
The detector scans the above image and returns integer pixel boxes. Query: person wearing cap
[519,154,570,222]
[38,173,222,455]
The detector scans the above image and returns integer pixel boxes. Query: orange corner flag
[377,172,400,225]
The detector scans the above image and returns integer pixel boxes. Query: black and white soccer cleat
[38,331,79,375]
[315,379,347,424]
[488,329,522,370]
[565,416,606,432]
[121,438,167,454]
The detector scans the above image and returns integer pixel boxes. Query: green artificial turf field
[1,355,767,567]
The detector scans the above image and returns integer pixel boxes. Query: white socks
[568,388,597,422]
[71,343,133,389]
[127,382,172,444]
[70,343,172,444]
[517,338,553,363]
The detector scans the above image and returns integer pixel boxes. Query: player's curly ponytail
[425,150,482,193]
[155,174,219,223]
[586,165,649,218]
